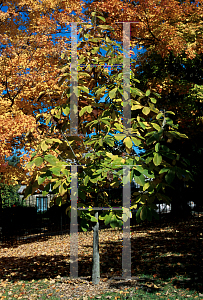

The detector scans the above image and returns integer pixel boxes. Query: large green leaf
[166,111,175,115]
[87,106,93,113]
[146,130,163,145]
[165,170,175,185]
[90,215,98,223]
[138,121,146,130]
[145,156,153,164]
[104,212,113,225]
[140,206,147,220]
[133,173,145,186]
[99,211,108,221]
[78,72,91,78]
[155,143,160,152]
[62,106,70,115]
[153,153,162,166]
[38,175,46,185]
[33,157,43,167]
[97,16,106,22]
[89,177,98,183]
[109,87,118,99]
[110,215,119,228]
[31,151,37,158]
[44,155,57,166]
[50,167,62,176]
[171,131,188,139]
[136,207,142,223]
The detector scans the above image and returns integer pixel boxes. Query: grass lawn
[0,215,203,299]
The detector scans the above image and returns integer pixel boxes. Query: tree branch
[161,109,166,129]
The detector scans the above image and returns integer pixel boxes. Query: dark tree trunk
[168,180,191,219]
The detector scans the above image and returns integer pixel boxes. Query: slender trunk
[92,211,100,285]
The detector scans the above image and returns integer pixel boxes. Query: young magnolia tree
[24,12,193,284]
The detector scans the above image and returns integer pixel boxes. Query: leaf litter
[0,216,203,299]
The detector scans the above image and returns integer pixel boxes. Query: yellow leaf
[132,105,143,110]
[41,141,48,151]
[142,107,150,115]
[124,137,132,149]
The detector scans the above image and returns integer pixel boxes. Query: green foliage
[24,13,193,231]
[136,205,159,223]
[0,183,21,208]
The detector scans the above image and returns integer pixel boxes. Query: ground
[0,215,203,299]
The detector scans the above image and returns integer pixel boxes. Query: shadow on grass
[0,215,202,294]
[100,215,203,293]
[0,221,111,249]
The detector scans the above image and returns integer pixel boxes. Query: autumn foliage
[83,0,203,59]
[0,0,85,183]
[0,0,202,186]
[83,0,203,138]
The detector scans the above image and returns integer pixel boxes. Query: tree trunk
[92,211,100,285]
[169,180,191,219]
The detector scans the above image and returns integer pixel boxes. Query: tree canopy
[0,0,84,183]
[0,0,202,188]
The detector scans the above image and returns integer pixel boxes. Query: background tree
[0,182,20,208]
[0,0,85,183]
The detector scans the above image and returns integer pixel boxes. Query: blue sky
[1,1,145,158]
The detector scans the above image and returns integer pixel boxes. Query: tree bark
[92,211,100,285]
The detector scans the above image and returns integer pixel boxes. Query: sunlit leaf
[153,152,162,166]
[142,107,150,115]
